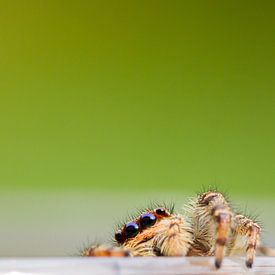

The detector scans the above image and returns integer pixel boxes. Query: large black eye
[125,222,139,239]
[140,213,156,228]
[114,230,124,243]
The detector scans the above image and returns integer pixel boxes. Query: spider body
[82,189,261,269]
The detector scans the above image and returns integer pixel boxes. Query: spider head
[114,207,170,245]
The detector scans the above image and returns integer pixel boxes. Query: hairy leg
[82,245,131,257]
[188,191,232,268]
[227,214,260,268]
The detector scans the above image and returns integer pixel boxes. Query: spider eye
[114,230,124,243]
[140,213,156,228]
[155,208,167,216]
[125,222,139,239]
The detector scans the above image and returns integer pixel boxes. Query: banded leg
[214,207,232,268]
[228,215,260,268]
[190,191,232,268]
[82,245,131,257]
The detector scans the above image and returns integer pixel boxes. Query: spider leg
[227,215,260,268]
[82,245,131,257]
[190,191,232,268]
[214,207,232,268]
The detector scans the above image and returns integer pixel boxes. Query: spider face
[114,208,171,245]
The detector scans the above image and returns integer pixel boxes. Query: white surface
[0,257,275,275]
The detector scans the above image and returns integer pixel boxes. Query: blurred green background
[0,0,274,256]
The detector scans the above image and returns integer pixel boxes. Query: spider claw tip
[215,260,222,269]
[246,260,253,268]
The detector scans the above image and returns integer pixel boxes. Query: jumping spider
[82,189,261,269]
